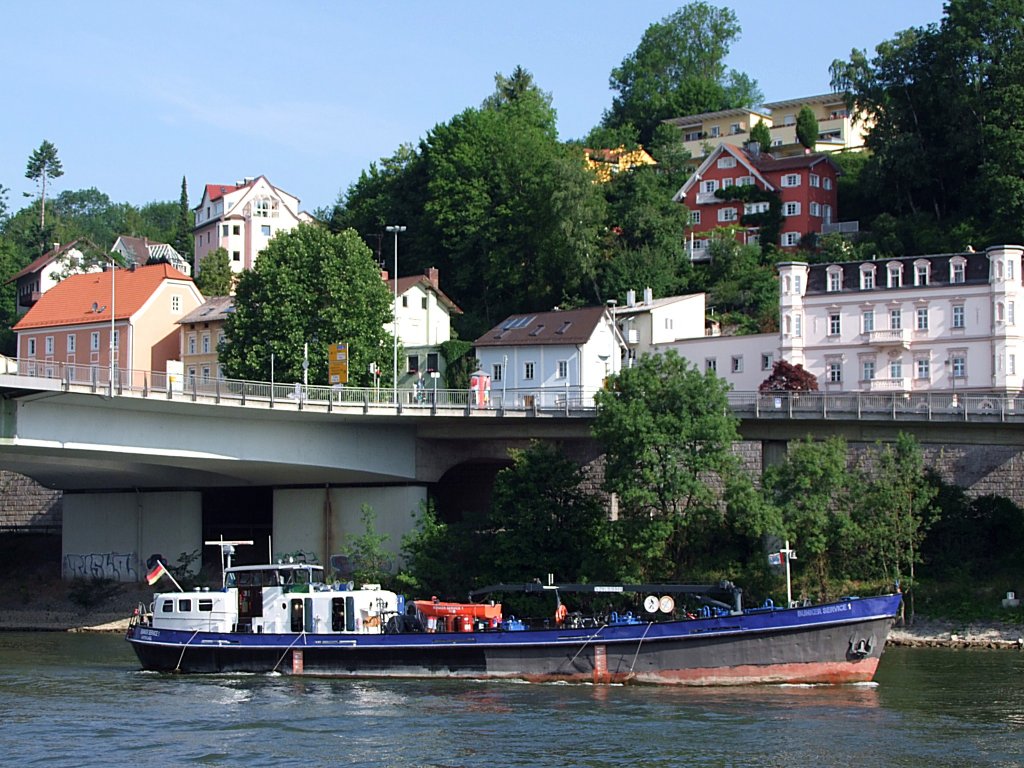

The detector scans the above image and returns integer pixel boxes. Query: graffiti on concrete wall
[63,552,138,582]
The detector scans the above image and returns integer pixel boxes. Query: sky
[1,1,947,217]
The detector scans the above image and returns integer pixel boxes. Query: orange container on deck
[413,599,502,632]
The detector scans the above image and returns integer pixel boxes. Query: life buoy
[555,604,568,624]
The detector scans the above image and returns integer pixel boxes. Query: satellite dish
[643,595,659,613]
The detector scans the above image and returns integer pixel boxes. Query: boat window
[294,569,310,585]
[331,597,346,631]
[225,573,237,587]
[345,596,355,632]
[263,570,281,586]
[161,600,174,613]
[178,599,192,612]
[198,599,213,612]
[237,572,252,586]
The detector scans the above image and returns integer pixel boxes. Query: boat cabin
[150,563,402,635]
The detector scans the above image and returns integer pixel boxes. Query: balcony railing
[865,329,908,348]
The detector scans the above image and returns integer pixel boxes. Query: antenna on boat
[205,536,254,588]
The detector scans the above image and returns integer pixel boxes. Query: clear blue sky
[1,1,945,216]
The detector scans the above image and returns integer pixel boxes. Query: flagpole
[165,568,184,592]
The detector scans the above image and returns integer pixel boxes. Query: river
[0,632,1021,767]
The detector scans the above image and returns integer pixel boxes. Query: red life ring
[555,604,568,624]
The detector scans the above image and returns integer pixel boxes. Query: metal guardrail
[3,358,1024,423]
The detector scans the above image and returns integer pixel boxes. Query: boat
[126,557,902,685]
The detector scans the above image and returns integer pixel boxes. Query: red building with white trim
[673,143,840,261]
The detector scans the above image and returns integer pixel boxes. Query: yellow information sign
[328,342,349,385]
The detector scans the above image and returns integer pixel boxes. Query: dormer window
[717,156,736,169]
[827,266,843,292]
[887,263,903,288]
[950,257,966,284]
[914,260,930,286]
[860,265,876,290]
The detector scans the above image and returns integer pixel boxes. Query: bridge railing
[4,357,1024,422]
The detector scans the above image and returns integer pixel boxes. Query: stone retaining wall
[0,471,62,530]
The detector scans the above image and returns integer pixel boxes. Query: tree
[604,2,762,144]
[25,140,64,234]
[0,238,25,354]
[795,106,819,150]
[749,120,772,154]
[759,359,819,392]
[174,176,193,263]
[219,224,393,385]
[194,247,232,296]
[762,436,856,600]
[704,239,778,333]
[853,434,937,622]
[592,350,745,580]
[485,441,616,584]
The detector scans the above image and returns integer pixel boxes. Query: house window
[188,334,196,355]
[67,335,76,354]
[172,295,181,312]
[421,296,428,310]
[91,332,100,351]
[952,304,965,329]
[794,275,802,293]
[201,366,211,381]
[809,174,820,188]
[823,177,833,190]
[254,198,270,217]
[861,268,875,290]
[27,338,36,357]
[113,330,119,350]
[829,313,841,336]
[407,355,419,373]
[809,202,821,217]
[44,336,54,355]
[916,357,930,380]
[1010,301,1016,325]
[705,358,717,373]
[889,359,903,379]
[683,130,702,142]
[827,269,842,292]
[710,126,720,137]
[951,355,966,378]
[731,356,743,373]
[916,307,929,330]
[426,353,439,372]
[232,251,241,262]
[782,232,800,247]
[702,180,719,194]
[890,309,902,330]
[718,207,738,223]
[950,259,966,284]
[201,334,211,354]
[887,264,902,288]
[524,362,534,380]
[729,123,741,134]
[862,310,874,333]
[492,363,503,382]
[997,302,1005,322]
[736,175,754,186]
[822,204,833,223]
[557,360,568,379]
[1009,260,1016,280]
[827,361,842,383]
[761,353,773,370]
[794,314,802,337]
[744,201,769,215]
[783,202,801,217]
[261,225,271,237]
[862,360,876,381]
[781,174,801,187]
[402,296,409,308]
[689,210,701,225]
[717,156,736,168]
[914,262,930,286]
[1010,354,1017,376]
[222,224,229,237]
[233,225,240,236]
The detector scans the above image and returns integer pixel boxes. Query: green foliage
[593,350,744,579]
[830,0,1024,248]
[68,577,124,608]
[0,238,26,354]
[486,441,617,583]
[715,184,782,255]
[763,436,855,600]
[604,2,762,144]
[342,505,395,588]
[795,106,819,149]
[25,140,64,234]
[439,339,476,389]
[704,238,778,332]
[749,120,772,153]
[220,224,393,385]
[194,247,233,296]
[174,176,193,262]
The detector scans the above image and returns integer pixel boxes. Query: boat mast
[204,537,254,588]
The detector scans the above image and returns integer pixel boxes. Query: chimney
[52,243,60,252]
[744,140,761,158]
[626,289,636,307]
[425,266,439,287]
[644,287,653,305]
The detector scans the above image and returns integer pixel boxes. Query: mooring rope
[568,624,608,666]
[174,629,201,672]
[628,621,655,676]
[271,632,307,673]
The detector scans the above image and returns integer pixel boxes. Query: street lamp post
[385,225,406,405]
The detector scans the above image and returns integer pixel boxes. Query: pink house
[13,263,204,387]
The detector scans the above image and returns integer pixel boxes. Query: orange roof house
[13,263,204,388]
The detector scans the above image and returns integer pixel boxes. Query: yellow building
[584,146,657,182]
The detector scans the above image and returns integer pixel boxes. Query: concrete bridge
[3,365,1023,582]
